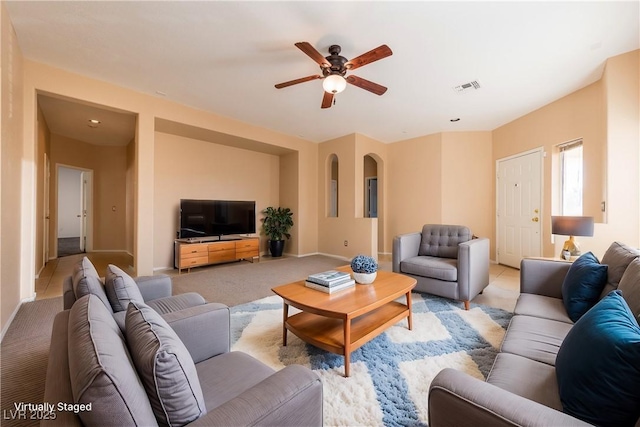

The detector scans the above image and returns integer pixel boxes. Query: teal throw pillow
[561,251,608,322]
[556,290,640,427]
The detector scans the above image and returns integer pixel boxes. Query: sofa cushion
[561,252,608,322]
[500,315,572,366]
[400,256,458,281]
[105,264,145,312]
[146,292,206,315]
[196,351,275,411]
[600,241,640,298]
[514,294,572,324]
[72,257,112,313]
[556,290,640,427]
[67,294,157,426]
[486,352,562,412]
[617,258,640,320]
[126,301,206,427]
[418,225,471,259]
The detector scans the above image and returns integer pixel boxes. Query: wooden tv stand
[174,236,259,274]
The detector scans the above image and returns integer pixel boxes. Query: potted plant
[260,206,294,257]
[350,254,378,284]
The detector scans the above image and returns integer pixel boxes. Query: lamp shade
[322,74,347,94]
[551,216,594,237]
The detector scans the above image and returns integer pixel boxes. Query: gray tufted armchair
[392,224,490,309]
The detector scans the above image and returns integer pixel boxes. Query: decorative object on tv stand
[260,206,294,258]
[551,216,594,260]
[350,254,378,284]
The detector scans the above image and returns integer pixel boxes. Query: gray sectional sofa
[428,242,640,426]
[43,258,323,426]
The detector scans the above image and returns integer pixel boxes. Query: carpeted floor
[57,237,82,257]
[231,293,512,426]
[171,255,346,307]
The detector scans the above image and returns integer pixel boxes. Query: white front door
[497,149,543,268]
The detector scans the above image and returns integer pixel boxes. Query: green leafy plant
[260,207,294,241]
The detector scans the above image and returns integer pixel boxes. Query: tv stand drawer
[175,238,260,273]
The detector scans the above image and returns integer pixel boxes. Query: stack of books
[305,270,355,294]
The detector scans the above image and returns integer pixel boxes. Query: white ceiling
[7,1,640,144]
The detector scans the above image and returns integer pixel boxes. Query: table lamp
[551,216,594,260]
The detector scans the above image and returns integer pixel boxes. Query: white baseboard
[315,252,351,262]
[90,249,130,253]
[153,266,174,272]
[1,295,36,343]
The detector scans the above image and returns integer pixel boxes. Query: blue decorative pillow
[556,290,640,427]
[561,252,608,322]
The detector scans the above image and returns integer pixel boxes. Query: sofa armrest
[520,258,571,298]
[457,238,490,301]
[63,276,76,310]
[429,368,590,427]
[393,232,422,272]
[135,274,172,301]
[191,365,322,427]
[162,303,230,363]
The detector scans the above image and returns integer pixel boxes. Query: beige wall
[386,131,493,253]
[279,152,299,256]
[493,80,607,258]
[317,134,383,258]
[49,134,128,253]
[153,132,280,269]
[388,133,443,245]
[582,49,640,256]
[1,3,26,336]
[441,132,493,240]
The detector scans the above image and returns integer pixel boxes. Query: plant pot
[269,240,285,257]
[353,271,377,284]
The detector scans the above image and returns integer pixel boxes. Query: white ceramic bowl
[353,271,377,284]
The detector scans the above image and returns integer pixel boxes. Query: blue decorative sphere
[350,255,378,274]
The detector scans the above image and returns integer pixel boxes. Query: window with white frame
[559,139,583,215]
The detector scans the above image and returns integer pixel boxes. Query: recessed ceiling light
[88,119,100,124]
[155,90,167,96]
[450,118,460,122]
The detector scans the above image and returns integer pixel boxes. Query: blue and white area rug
[230,293,512,427]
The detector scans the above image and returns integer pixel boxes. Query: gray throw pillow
[600,242,640,298]
[618,258,640,320]
[126,301,206,427]
[68,294,157,426]
[72,257,112,313]
[105,264,145,312]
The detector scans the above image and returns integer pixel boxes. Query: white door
[81,171,94,252]
[497,149,542,268]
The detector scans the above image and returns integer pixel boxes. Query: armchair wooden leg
[464,300,470,310]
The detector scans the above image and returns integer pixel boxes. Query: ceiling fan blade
[346,75,388,96]
[346,44,393,70]
[275,75,321,89]
[295,42,331,68]
[321,91,334,109]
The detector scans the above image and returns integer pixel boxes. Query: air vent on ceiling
[452,80,481,94]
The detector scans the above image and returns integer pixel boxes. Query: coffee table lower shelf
[284,301,410,376]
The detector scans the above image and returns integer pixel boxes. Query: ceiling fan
[275,42,393,109]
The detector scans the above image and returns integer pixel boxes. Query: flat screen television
[179,199,256,239]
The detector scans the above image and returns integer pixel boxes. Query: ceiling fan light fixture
[323,74,347,94]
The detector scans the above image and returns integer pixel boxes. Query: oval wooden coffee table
[271,267,416,377]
